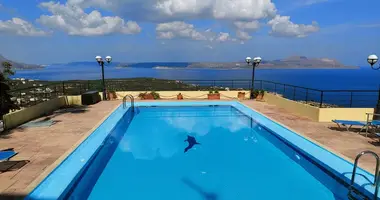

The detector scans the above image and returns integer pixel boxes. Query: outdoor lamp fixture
[368,54,379,70]
[367,54,380,120]
[95,55,112,100]
[246,56,262,99]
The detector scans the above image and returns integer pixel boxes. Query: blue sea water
[11,63,380,90]
[69,106,350,200]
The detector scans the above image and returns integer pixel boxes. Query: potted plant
[107,90,117,100]
[250,89,260,99]
[150,91,160,100]
[256,90,265,100]
[208,90,220,100]
[138,92,154,100]
[237,91,246,100]
[177,93,183,100]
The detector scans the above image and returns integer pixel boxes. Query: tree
[0,62,18,119]
[2,61,14,79]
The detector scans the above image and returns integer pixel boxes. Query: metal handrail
[122,94,134,110]
[348,151,380,200]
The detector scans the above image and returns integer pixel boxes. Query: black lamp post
[95,55,112,101]
[246,56,262,99]
[368,54,380,119]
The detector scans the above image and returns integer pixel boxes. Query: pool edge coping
[239,101,363,174]
[24,101,122,194]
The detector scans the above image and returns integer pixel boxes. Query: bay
[11,64,380,90]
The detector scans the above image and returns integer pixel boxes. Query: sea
[11,62,380,90]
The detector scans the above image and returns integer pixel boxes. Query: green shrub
[150,91,160,99]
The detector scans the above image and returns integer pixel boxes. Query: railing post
[274,83,277,94]
[305,89,309,103]
[350,91,353,107]
[62,82,65,95]
[320,91,324,108]
[19,91,22,107]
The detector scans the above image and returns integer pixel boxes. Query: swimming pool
[27,101,379,200]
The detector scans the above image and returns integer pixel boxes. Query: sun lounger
[0,149,18,161]
[332,120,368,131]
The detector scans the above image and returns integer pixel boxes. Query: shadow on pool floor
[182,177,219,200]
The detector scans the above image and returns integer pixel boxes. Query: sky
[0,0,379,65]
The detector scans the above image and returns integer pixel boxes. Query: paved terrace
[1,100,380,197]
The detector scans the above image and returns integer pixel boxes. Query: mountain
[0,54,44,70]
[186,56,358,69]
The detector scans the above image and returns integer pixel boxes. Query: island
[0,54,44,70]
[117,56,358,69]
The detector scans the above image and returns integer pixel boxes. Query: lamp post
[246,56,262,99]
[368,54,380,119]
[95,55,112,101]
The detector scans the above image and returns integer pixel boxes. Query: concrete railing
[263,92,374,122]
[112,91,250,100]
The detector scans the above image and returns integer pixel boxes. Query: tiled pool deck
[1,99,380,197]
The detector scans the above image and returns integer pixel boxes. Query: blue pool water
[64,105,356,200]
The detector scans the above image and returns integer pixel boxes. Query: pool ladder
[123,94,134,112]
[348,151,380,200]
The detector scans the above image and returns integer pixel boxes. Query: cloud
[37,1,141,36]
[66,0,277,22]
[234,21,260,31]
[236,30,252,40]
[233,21,260,41]
[267,15,319,38]
[156,21,236,42]
[0,18,49,36]
[156,21,207,40]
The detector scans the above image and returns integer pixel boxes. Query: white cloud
[267,15,319,38]
[31,0,320,39]
[156,21,207,40]
[236,30,252,40]
[212,0,277,20]
[66,0,277,22]
[234,21,260,31]
[233,21,260,41]
[0,18,48,36]
[37,1,141,36]
[156,21,236,42]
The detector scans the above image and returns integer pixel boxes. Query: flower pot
[256,93,263,101]
[143,93,155,100]
[107,91,117,100]
[208,93,220,100]
[237,92,245,100]
[177,94,183,100]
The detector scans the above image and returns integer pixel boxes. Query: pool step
[348,189,369,200]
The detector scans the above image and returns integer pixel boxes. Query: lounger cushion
[371,120,380,126]
[332,120,366,126]
[0,150,17,161]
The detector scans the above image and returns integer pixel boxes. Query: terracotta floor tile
[0,100,121,195]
